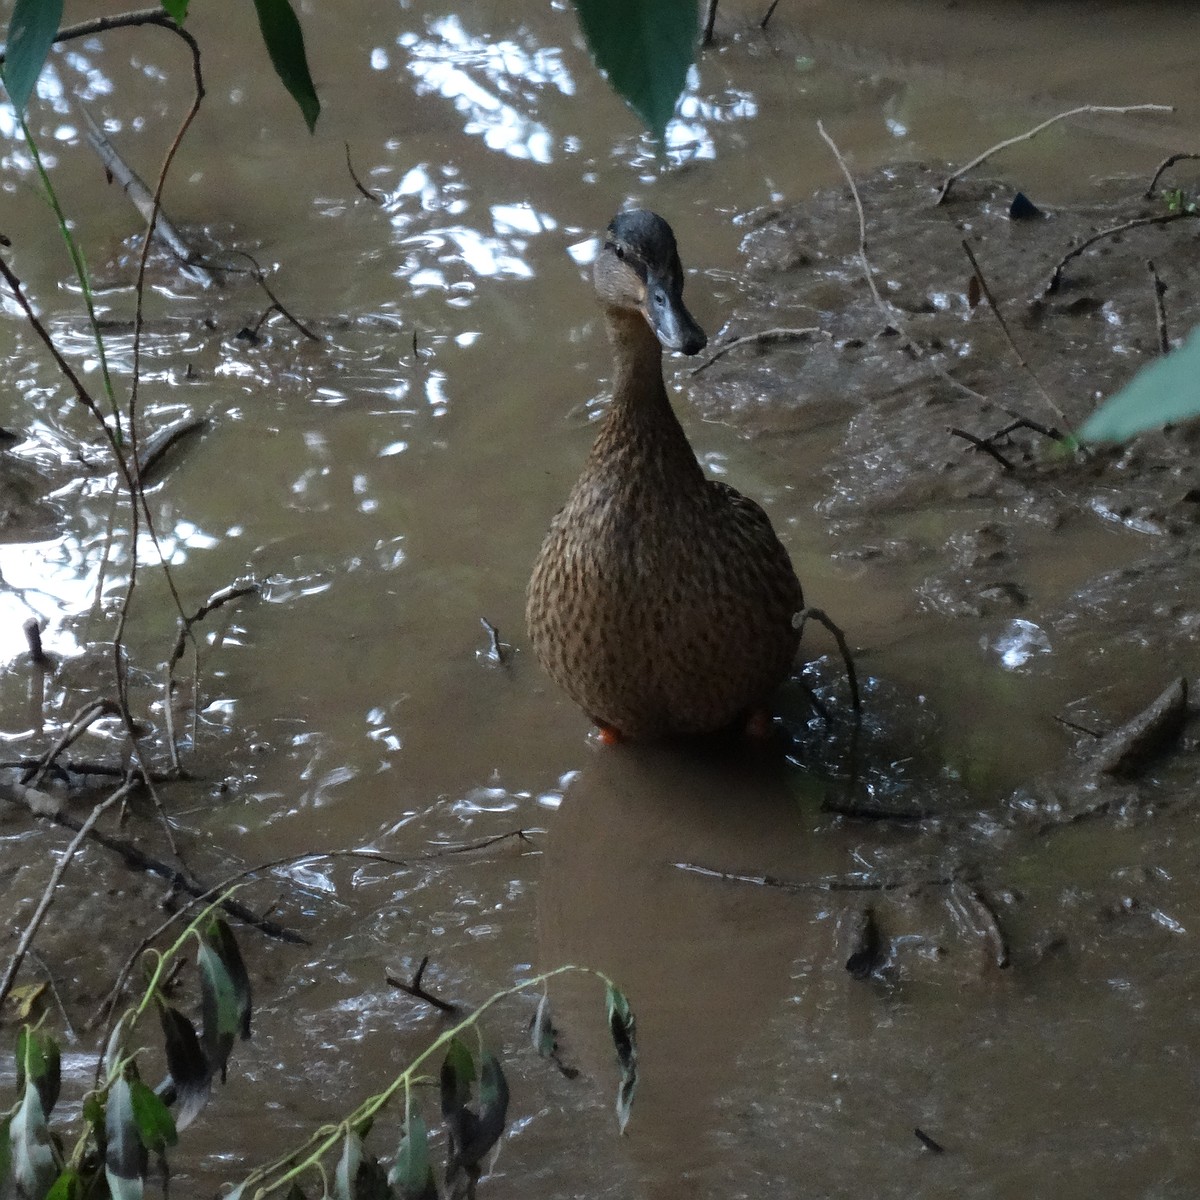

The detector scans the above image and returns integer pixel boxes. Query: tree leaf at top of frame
[1078,323,1200,442]
[251,0,320,133]
[1,0,64,116]
[571,0,698,141]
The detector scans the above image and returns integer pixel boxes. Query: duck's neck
[585,308,705,488]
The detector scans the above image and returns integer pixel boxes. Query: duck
[526,209,803,741]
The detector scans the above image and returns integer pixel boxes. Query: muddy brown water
[2,0,1200,1196]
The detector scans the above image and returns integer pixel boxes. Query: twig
[1052,714,1104,739]
[168,583,259,673]
[385,954,459,1014]
[674,861,954,893]
[689,326,827,375]
[793,606,861,714]
[934,104,1174,205]
[1045,211,1198,296]
[22,617,50,667]
[0,781,134,1008]
[227,250,321,341]
[947,427,1015,471]
[953,883,1009,969]
[914,1128,945,1154]
[1147,259,1170,354]
[478,618,509,666]
[344,142,382,204]
[759,0,783,28]
[961,239,1071,429]
[1145,151,1200,198]
[816,121,984,402]
[22,699,120,788]
[702,0,719,46]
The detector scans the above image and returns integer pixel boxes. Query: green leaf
[1078,324,1200,442]
[159,0,188,21]
[198,918,252,1082]
[156,1000,211,1130]
[572,0,698,140]
[1,0,63,115]
[128,1079,177,1156]
[251,0,319,133]
[461,1052,508,1167]
[16,1027,61,1118]
[45,1168,82,1200]
[105,1072,148,1200]
[439,1037,475,1120]
[605,984,638,1134]
[11,1071,59,1199]
[333,1130,362,1200]
[388,1112,437,1200]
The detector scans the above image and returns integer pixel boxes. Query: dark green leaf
[605,984,638,1133]
[1078,323,1200,442]
[251,0,320,132]
[155,1000,211,1130]
[439,1037,475,1119]
[17,1027,61,1117]
[128,1079,177,1156]
[199,918,251,1082]
[159,0,188,21]
[105,1072,148,1200]
[388,1112,437,1200]
[204,918,253,1039]
[572,0,698,140]
[10,1061,58,1198]
[458,1052,508,1168]
[1,0,64,115]
[0,1115,11,1195]
[45,1168,82,1200]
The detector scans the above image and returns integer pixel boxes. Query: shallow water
[2,1,1199,1196]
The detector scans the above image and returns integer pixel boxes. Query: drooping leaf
[457,1052,508,1169]
[572,0,698,140]
[439,1037,475,1120]
[155,1000,211,1130]
[16,1027,60,1118]
[10,1072,59,1199]
[198,918,251,1082]
[388,1112,437,1200]
[104,1012,134,1084]
[1,0,64,115]
[105,1072,148,1200]
[251,0,320,133]
[605,984,638,1134]
[44,1168,82,1200]
[333,1130,362,1200]
[530,993,556,1059]
[159,0,188,22]
[1078,323,1200,442]
[128,1079,177,1156]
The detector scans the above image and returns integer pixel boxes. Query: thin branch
[227,250,321,341]
[22,699,120,788]
[168,583,259,673]
[675,861,954,893]
[689,326,827,375]
[816,120,984,402]
[1045,211,1198,295]
[1145,151,1200,198]
[701,0,719,46]
[947,426,1015,471]
[0,781,135,1008]
[385,954,459,1014]
[793,606,861,714]
[344,142,383,204]
[759,0,783,28]
[1147,259,1170,354]
[961,239,1070,428]
[934,104,1175,205]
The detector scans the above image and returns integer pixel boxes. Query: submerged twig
[935,103,1174,205]
[914,1128,945,1154]
[478,617,510,666]
[759,0,783,29]
[1147,259,1170,354]
[344,142,383,204]
[689,326,827,375]
[674,861,954,893]
[701,0,719,46]
[0,781,135,1008]
[961,239,1070,430]
[386,954,460,1014]
[227,249,321,341]
[793,606,861,714]
[1045,211,1198,296]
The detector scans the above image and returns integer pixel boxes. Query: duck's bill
[644,269,707,356]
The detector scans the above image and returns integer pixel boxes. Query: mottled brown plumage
[526,210,802,739]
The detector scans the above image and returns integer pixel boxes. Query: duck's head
[594,209,707,356]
